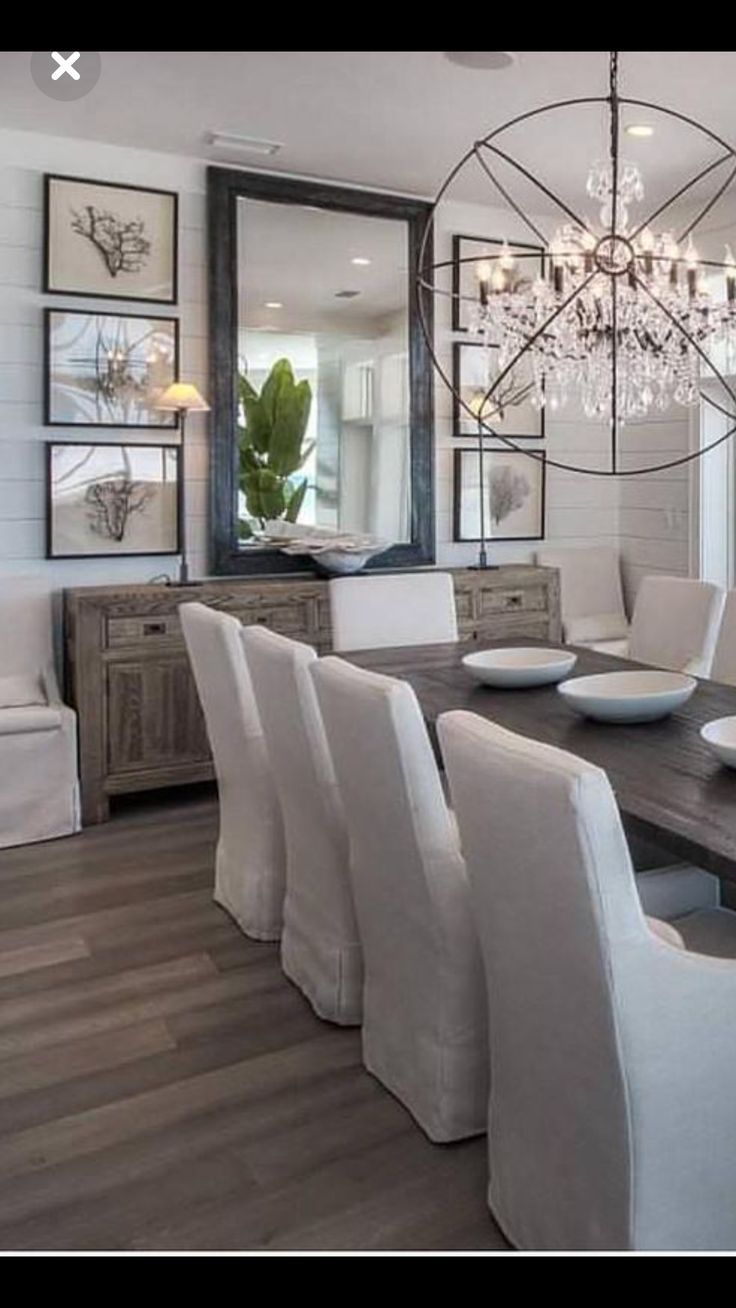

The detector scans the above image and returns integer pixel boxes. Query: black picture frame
[44,173,179,305]
[46,440,182,559]
[207,165,435,576]
[453,446,546,543]
[452,340,546,440]
[451,234,545,333]
[44,308,180,429]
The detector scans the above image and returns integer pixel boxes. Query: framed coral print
[44,174,178,304]
[46,441,181,558]
[45,309,179,428]
[453,446,546,542]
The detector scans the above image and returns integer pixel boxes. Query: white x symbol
[51,51,81,81]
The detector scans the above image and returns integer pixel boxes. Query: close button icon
[30,51,101,101]
[51,52,81,81]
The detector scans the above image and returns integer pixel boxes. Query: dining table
[344,637,736,887]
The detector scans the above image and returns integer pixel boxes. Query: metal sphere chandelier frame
[417,49,736,479]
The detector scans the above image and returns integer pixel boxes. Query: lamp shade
[155,382,210,412]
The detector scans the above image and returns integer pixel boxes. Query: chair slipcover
[329,571,458,652]
[241,626,362,1024]
[311,655,487,1142]
[440,708,736,1251]
[180,603,284,941]
[628,575,724,676]
[536,545,629,650]
[0,578,79,849]
[709,589,736,685]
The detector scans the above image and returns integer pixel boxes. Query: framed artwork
[45,309,179,428]
[452,341,545,439]
[46,441,181,558]
[453,446,546,542]
[44,174,178,304]
[451,234,544,332]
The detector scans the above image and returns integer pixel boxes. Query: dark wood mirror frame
[207,166,435,575]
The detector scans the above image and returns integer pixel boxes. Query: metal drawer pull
[142,621,167,636]
[504,593,523,609]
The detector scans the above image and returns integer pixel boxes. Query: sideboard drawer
[107,615,182,647]
[480,584,547,616]
[224,597,313,637]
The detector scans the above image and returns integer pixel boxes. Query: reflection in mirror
[236,198,411,548]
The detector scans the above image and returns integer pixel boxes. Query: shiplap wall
[0,125,644,594]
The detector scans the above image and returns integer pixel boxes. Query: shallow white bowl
[462,647,578,688]
[558,670,696,723]
[701,716,736,767]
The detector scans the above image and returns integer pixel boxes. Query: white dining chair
[628,575,724,676]
[311,655,487,1142]
[179,602,284,941]
[328,571,458,652]
[536,544,629,655]
[241,626,362,1025]
[440,708,736,1251]
[0,577,80,849]
[709,589,736,685]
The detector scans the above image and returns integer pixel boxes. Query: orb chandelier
[418,49,736,478]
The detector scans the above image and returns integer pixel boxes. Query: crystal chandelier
[418,49,736,477]
[469,156,736,424]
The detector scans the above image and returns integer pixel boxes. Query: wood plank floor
[0,791,507,1253]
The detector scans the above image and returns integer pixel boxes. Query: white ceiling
[3,51,736,223]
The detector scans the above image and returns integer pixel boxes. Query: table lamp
[155,382,210,585]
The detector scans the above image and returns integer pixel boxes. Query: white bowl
[558,670,696,723]
[462,647,578,688]
[701,716,736,767]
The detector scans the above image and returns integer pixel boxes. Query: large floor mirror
[208,167,434,574]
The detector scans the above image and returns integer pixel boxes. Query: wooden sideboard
[64,565,560,824]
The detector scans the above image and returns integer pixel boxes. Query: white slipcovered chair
[241,626,362,1025]
[179,602,284,941]
[535,544,629,655]
[0,577,79,849]
[329,571,458,652]
[440,709,736,1251]
[311,655,487,1142]
[628,575,724,676]
[709,589,736,684]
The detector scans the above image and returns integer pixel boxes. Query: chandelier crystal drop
[467,159,736,423]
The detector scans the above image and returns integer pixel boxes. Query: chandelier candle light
[155,382,210,585]
[419,48,736,542]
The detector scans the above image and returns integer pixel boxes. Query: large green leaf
[238,375,270,453]
[269,379,313,476]
[284,477,308,523]
[242,466,286,522]
[258,358,294,430]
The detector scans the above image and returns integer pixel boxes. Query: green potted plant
[238,358,313,538]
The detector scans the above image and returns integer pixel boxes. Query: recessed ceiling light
[444,52,516,70]
[207,130,283,157]
[351,256,372,266]
[264,301,283,309]
[625,124,654,138]
[335,290,360,299]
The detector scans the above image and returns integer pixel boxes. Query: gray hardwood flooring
[0,792,507,1253]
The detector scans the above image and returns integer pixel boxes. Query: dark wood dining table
[345,638,736,885]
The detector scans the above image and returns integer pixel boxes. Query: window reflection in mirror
[236,198,411,547]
